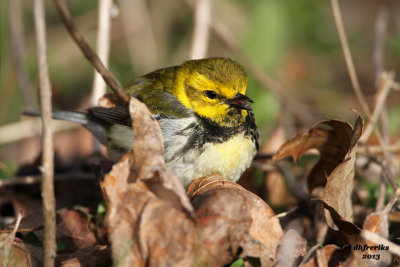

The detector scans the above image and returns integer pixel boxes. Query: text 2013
[362,254,380,260]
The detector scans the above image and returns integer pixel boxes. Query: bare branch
[91,0,113,106]
[53,0,130,104]
[373,4,388,85]
[383,187,400,214]
[189,0,211,59]
[330,0,371,117]
[33,0,56,265]
[330,0,397,190]
[360,72,395,143]
[357,144,400,155]
[9,0,36,110]
[0,172,95,187]
[0,119,77,145]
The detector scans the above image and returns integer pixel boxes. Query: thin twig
[361,72,395,142]
[91,0,113,106]
[53,0,130,104]
[393,81,400,91]
[0,172,96,187]
[373,4,388,85]
[376,174,386,211]
[357,144,400,155]
[0,213,22,247]
[383,187,400,214]
[189,0,211,59]
[9,0,36,110]
[330,0,371,117]
[0,119,77,145]
[33,0,57,265]
[0,212,23,267]
[330,0,397,190]
[362,230,400,256]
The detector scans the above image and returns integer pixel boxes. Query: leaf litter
[2,99,400,267]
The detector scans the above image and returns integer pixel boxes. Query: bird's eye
[205,90,217,99]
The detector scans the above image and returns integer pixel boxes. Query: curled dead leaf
[322,116,363,226]
[189,174,283,266]
[273,116,363,193]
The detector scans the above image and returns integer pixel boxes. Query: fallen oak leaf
[322,116,363,226]
[104,155,201,267]
[273,117,360,192]
[189,174,283,266]
[319,200,362,243]
[273,116,364,226]
[103,97,198,266]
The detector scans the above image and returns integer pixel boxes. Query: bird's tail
[23,110,88,126]
[23,110,109,145]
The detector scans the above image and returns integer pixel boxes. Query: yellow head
[175,58,252,127]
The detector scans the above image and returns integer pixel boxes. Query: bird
[25,57,259,188]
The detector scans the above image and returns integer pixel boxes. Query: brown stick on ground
[53,0,130,104]
[33,0,56,265]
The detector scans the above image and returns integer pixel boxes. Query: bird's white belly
[108,118,257,188]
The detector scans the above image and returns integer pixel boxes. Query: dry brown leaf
[56,208,98,252]
[363,212,389,238]
[189,175,283,266]
[97,93,125,108]
[322,116,364,226]
[320,201,393,266]
[320,200,362,244]
[104,96,198,266]
[273,117,363,192]
[273,116,363,227]
[361,212,391,265]
[104,155,200,267]
[0,240,41,267]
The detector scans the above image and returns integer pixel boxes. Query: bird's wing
[89,106,132,127]
[127,72,193,119]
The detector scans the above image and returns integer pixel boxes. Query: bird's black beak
[225,93,254,111]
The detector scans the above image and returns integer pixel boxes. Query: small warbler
[26,57,259,187]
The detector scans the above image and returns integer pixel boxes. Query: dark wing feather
[89,106,132,127]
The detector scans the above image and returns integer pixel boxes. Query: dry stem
[9,0,36,110]
[91,0,113,106]
[373,4,388,85]
[189,0,211,59]
[0,173,95,187]
[330,0,397,190]
[33,0,56,265]
[361,72,395,143]
[330,0,371,117]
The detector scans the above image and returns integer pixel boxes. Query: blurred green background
[0,0,399,174]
